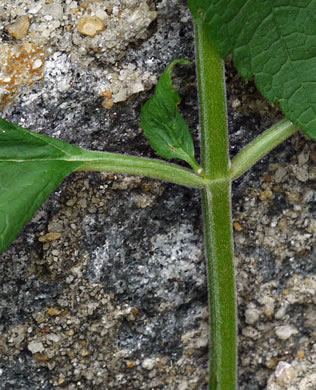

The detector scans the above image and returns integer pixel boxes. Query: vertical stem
[202,181,237,390]
[195,24,229,179]
[195,24,237,390]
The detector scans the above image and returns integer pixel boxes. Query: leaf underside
[140,59,200,170]
[189,0,316,140]
[0,118,83,254]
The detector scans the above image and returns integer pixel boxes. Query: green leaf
[188,0,316,141]
[0,117,84,254]
[140,59,202,173]
[187,0,210,24]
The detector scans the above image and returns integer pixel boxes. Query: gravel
[0,0,315,389]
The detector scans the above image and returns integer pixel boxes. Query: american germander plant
[1,1,315,389]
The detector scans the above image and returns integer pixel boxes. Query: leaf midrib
[0,157,97,163]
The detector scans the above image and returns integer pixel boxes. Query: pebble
[126,361,136,368]
[259,189,273,201]
[1,2,314,390]
[142,357,157,370]
[274,305,287,319]
[102,98,114,109]
[245,306,260,324]
[77,17,106,37]
[297,350,304,359]
[32,59,43,70]
[295,166,309,182]
[262,297,275,319]
[112,89,127,103]
[42,3,64,19]
[274,166,287,183]
[297,150,309,165]
[278,218,288,233]
[29,4,42,14]
[231,98,241,109]
[275,361,296,386]
[38,232,62,242]
[34,352,50,362]
[48,222,64,232]
[6,16,30,40]
[28,341,45,354]
[46,333,60,343]
[81,348,89,357]
[178,382,190,390]
[286,191,300,202]
[47,307,61,316]
[233,221,243,232]
[101,90,112,99]
[242,326,259,339]
[275,325,298,340]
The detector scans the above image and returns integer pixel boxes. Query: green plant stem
[75,149,206,188]
[196,25,229,179]
[196,24,237,390]
[230,119,298,180]
[202,180,236,390]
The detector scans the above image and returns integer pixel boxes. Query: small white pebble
[242,326,259,339]
[32,59,43,70]
[112,6,119,16]
[178,381,189,390]
[46,333,60,343]
[142,357,156,370]
[274,306,287,320]
[29,4,42,14]
[42,4,64,19]
[245,307,260,324]
[27,341,44,354]
[232,98,241,108]
[275,325,297,340]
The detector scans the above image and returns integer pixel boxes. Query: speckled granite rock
[0,1,315,389]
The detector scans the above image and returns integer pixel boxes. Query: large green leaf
[140,59,202,173]
[0,118,84,253]
[189,0,316,140]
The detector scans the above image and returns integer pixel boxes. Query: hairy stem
[196,24,237,390]
[196,24,229,179]
[202,181,237,390]
[230,119,298,180]
[76,149,206,188]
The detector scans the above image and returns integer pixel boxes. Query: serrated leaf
[188,0,316,140]
[140,59,202,173]
[0,118,84,253]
